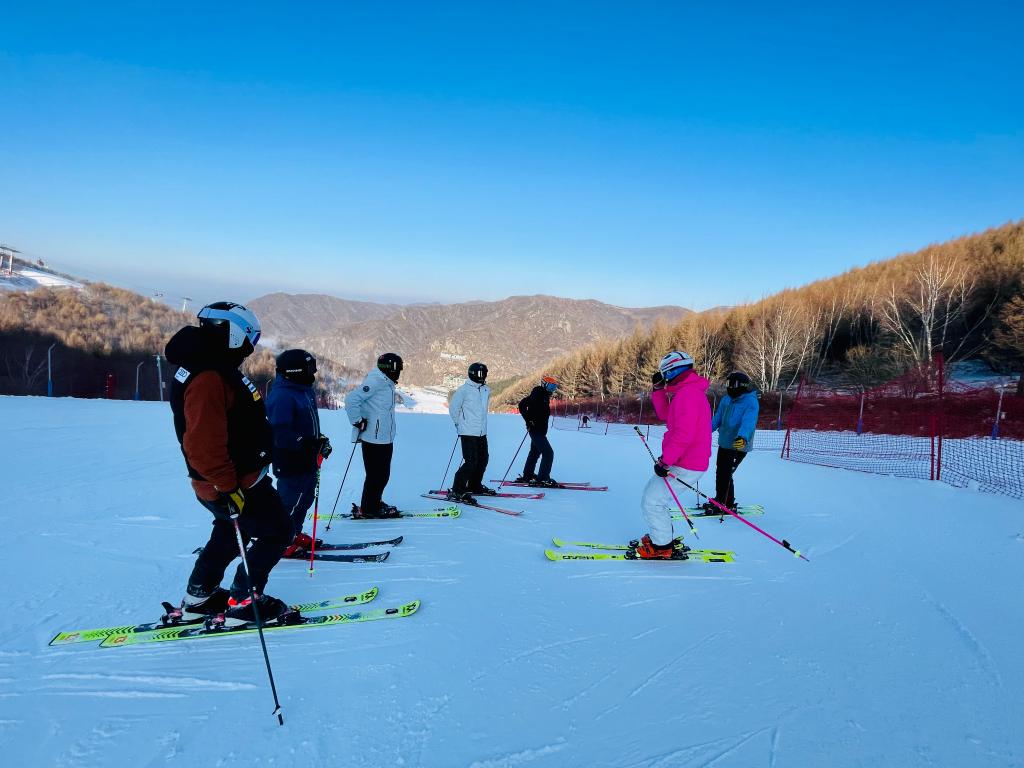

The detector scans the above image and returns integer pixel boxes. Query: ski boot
[622,536,688,561]
[215,593,293,628]
[472,485,498,496]
[514,474,535,484]
[351,503,387,519]
[533,478,561,489]
[670,535,692,553]
[626,533,691,553]
[446,490,476,504]
[282,532,319,558]
[378,501,401,518]
[168,586,230,625]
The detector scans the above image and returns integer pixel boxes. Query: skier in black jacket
[164,301,293,628]
[516,376,559,487]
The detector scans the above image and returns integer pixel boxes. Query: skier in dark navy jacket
[266,349,332,555]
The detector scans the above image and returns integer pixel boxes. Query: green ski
[99,600,420,648]
[676,504,764,518]
[49,588,379,646]
[551,537,734,557]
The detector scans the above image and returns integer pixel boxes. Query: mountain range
[247,293,690,387]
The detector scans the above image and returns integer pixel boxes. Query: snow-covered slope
[396,386,452,415]
[2,396,1023,767]
[0,265,83,292]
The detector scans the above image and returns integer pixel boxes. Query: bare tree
[676,314,728,381]
[4,345,48,394]
[879,254,997,366]
[734,299,812,392]
[805,287,853,381]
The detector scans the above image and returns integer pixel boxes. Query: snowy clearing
[0,266,83,292]
[1,396,1023,767]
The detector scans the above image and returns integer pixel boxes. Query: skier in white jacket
[447,362,493,502]
[344,352,402,518]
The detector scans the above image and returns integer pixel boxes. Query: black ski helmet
[377,352,404,382]
[276,349,317,384]
[726,371,752,398]
[468,362,488,384]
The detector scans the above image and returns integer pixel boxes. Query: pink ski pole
[633,428,809,561]
[632,427,698,538]
[694,491,809,560]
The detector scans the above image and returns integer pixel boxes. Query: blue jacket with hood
[711,390,759,453]
[266,374,321,476]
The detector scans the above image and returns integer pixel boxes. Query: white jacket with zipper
[344,368,397,444]
[449,380,490,437]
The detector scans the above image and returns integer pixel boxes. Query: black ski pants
[523,431,554,481]
[360,441,394,513]
[714,447,747,508]
[189,476,293,601]
[452,435,489,493]
[276,470,318,535]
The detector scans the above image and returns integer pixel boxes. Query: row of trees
[495,220,1024,408]
[0,283,358,399]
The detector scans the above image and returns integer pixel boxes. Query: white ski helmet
[658,350,694,382]
[197,301,261,350]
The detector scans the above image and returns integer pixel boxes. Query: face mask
[727,386,746,399]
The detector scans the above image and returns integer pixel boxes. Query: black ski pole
[438,436,459,492]
[325,441,358,532]
[497,430,529,487]
[230,516,285,725]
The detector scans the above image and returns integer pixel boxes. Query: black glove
[654,461,669,478]
[353,418,368,433]
[218,487,246,518]
[318,435,333,459]
[652,371,664,390]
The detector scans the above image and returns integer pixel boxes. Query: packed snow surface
[0,265,83,291]
[396,386,452,415]
[2,396,1023,767]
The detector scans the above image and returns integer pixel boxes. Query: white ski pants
[641,467,705,546]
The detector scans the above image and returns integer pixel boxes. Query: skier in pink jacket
[634,351,712,559]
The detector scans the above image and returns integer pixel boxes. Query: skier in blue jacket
[707,371,758,511]
[266,349,332,554]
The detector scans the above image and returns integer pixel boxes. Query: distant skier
[706,371,758,512]
[448,362,494,503]
[581,414,590,428]
[634,351,712,559]
[266,349,332,555]
[515,376,559,487]
[345,353,402,518]
[164,301,293,625]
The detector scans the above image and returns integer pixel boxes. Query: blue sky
[1,2,1022,310]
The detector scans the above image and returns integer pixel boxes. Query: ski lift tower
[0,244,20,276]
[181,296,192,313]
